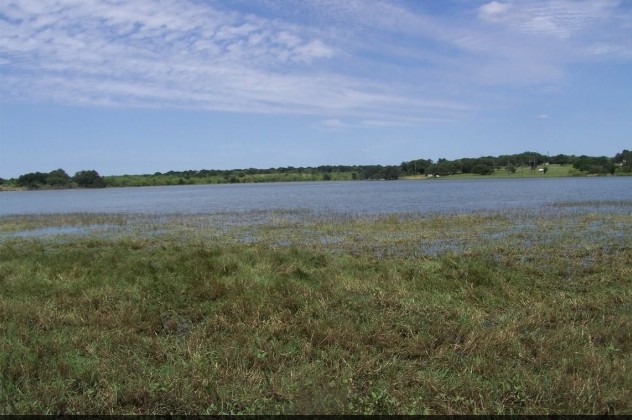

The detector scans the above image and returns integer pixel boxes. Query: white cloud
[320,118,347,128]
[0,0,630,123]
[477,0,623,39]
[0,0,350,111]
[478,1,512,22]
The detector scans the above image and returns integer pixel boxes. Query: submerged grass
[1,203,631,414]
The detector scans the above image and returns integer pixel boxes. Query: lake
[1,177,631,216]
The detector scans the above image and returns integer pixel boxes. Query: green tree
[471,164,492,175]
[614,149,632,173]
[551,154,571,165]
[47,169,71,187]
[401,159,433,175]
[572,156,613,174]
[17,172,48,189]
[73,170,105,188]
[380,166,401,180]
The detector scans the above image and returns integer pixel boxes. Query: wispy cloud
[1,0,630,123]
[478,0,622,39]
[1,0,347,112]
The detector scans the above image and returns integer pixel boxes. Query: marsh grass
[1,203,631,414]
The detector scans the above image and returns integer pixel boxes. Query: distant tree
[17,172,48,188]
[0,177,5,185]
[47,168,71,187]
[614,149,632,173]
[459,158,476,173]
[614,149,631,163]
[382,165,401,180]
[572,156,613,174]
[323,173,332,181]
[471,164,492,175]
[514,151,547,167]
[360,165,383,180]
[550,154,571,165]
[427,162,455,176]
[400,159,432,175]
[73,170,105,188]
[442,161,460,175]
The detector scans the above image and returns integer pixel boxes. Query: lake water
[1,177,631,216]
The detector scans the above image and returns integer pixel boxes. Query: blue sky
[1,0,631,178]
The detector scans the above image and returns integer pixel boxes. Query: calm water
[1,177,631,216]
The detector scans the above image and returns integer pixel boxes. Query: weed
[1,204,631,414]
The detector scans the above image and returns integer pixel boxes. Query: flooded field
[1,200,630,414]
[2,201,630,259]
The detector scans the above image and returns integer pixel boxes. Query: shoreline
[2,171,629,192]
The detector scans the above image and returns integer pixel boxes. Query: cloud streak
[1,0,630,123]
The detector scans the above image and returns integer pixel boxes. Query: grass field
[103,171,357,187]
[1,202,631,414]
[401,164,578,180]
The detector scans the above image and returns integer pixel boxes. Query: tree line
[1,149,629,190]
[2,169,106,189]
[401,150,631,177]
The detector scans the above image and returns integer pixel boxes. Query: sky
[1,0,631,178]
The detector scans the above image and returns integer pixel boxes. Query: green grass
[1,204,631,414]
[402,164,578,180]
[103,171,357,187]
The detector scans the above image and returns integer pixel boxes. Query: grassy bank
[103,170,359,187]
[1,204,631,414]
[401,164,581,180]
